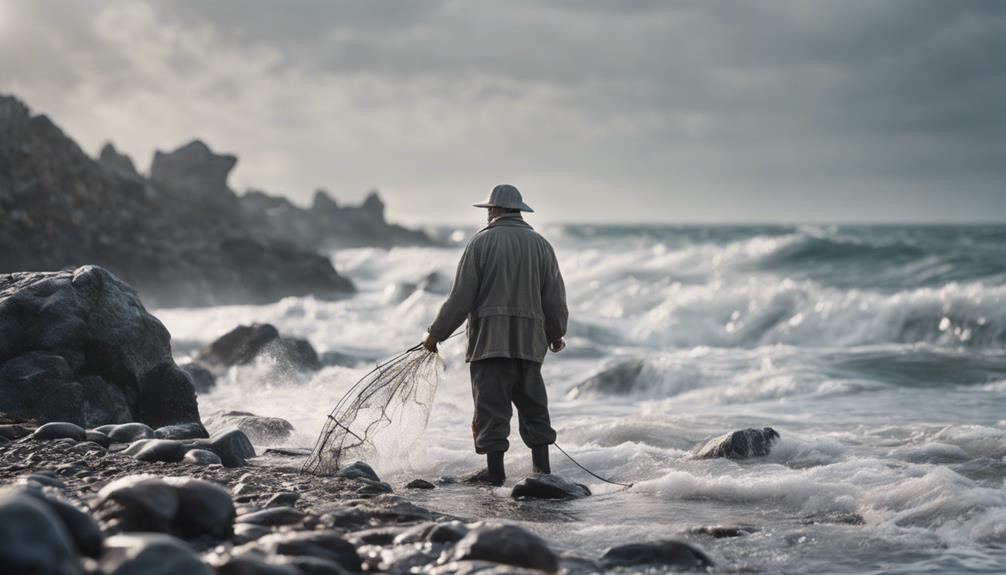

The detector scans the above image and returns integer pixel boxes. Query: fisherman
[422,184,568,486]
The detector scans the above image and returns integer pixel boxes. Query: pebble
[101,533,213,575]
[0,491,80,574]
[33,422,87,441]
[236,506,306,526]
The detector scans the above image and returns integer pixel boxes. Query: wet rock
[204,410,295,445]
[265,492,300,507]
[33,422,87,441]
[444,522,558,573]
[179,361,217,394]
[269,555,347,575]
[95,476,180,533]
[195,323,321,371]
[240,531,361,572]
[395,521,469,545]
[689,525,756,538]
[107,423,156,443]
[85,429,112,447]
[335,460,381,482]
[154,421,208,440]
[17,486,104,558]
[0,491,81,574]
[0,423,32,440]
[164,477,235,539]
[236,506,305,527]
[183,449,222,466]
[567,358,645,398]
[0,266,201,428]
[600,540,713,570]
[21,473,67,489]
[200,427,256,467]
[511,475,591,500]
[100,533,213,575]
[232,523,274,545]
[133,439,189,463]
[215,553,301,575]
[694,427,780,460]
[405,478,436,490]
[430,560,541,574]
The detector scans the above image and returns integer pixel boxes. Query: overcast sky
[2,1,1004,224]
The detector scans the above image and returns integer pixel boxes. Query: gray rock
[0,423,32,440]
[183,449,222,466]
[154,422,208,440]
[194,323,320,371]
[200,427,256,467]
[511,475,591,500]
[100,533,213,575]
[237,506,305,527]
[17,486,103,558]
[694,427,780,460]
[95,475,180,533]
[239,531,361,572]
[600,540,713,570]
[430,560,541,574]
[268,555,348,575]
[444,522,558,573]
[107,422,156,443]
[33,422,87,441]
[85,429,112,447]
[0,266,200,428]
[335,460,380,482]
[568,358,645,398]
[204,410,295,445]
[179,361,217,394]
[164,477,235,540]
[405,478,436,489]
[0,491,81,574]
[233,523,274,545]
[20,473,66,489]
[98,142,141,179]
[215,553,301,575]
[264,492,300,508]
[133,439,189,463]
[395,521,469,545]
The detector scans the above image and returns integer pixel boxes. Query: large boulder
[195,323,321,372]
[694,427,780,460]
[0,266,201,428]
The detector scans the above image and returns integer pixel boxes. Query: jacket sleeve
[427,239,481,341]
[541,246,568,343]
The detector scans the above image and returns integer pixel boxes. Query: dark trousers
[470,357,557,454]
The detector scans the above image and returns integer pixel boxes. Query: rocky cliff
[0,94,432,307]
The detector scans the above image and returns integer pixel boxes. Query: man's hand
[549,338,566,353]
[421,332,439,353]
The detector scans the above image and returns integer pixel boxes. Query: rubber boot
[532,445,551,474]
[486,451,506,486]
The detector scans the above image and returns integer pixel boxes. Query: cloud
[1,0,1004,223]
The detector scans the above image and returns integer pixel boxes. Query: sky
[1,0,1004,224]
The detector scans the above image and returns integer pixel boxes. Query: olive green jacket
[428,215,568,363]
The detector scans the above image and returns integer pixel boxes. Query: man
[422,184,568,486]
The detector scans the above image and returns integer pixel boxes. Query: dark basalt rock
[154,422,209,440]
[164,477,236,540]
[204,410,295,445]
[264,492,300,508]
[600,540,713,570]
[215,553,301,575]
[567,358,645,398]
[96,476,180,533]
[33,422,87,442]
[107,422,156,443]
[101,533,214,575]
[85,429,112,447]
[444,522,559,573]
[0,266,200,428]
[198,427,256,467]
[237,531,361,572]
[183,449,222,466]
[236,506,306,527]
[405,478,436,490]
[195,324,321,372]
[133,439,190,464]
[17,486,103,558]
[694,427,780,460]
[0,492,81,575]
[511,474,591,500]
[335,461,381,483]
[179,361,217,394]
[98,142,141,179]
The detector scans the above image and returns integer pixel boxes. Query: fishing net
[302,345,442,476]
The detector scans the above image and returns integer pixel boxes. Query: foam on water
[156,225,1006,572]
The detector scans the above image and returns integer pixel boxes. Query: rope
[554,442,634,489]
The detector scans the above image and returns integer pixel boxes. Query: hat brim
[472,202,534,212]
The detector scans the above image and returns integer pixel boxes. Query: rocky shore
[0,93,436,308]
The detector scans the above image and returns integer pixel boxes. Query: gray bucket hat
[473,184,534,212]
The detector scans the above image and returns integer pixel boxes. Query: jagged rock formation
[0,265,202,429]
[0,93,430,307]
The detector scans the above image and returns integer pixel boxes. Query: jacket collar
[487,214,533,230]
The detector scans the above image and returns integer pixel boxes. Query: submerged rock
[567,358,645,398]
[195,323,321,372]
[236,531,361,572]
[694,427,780,460]
[405,479,436,490]
[0,266,200,428]
[0,492,81,575]
[204,410,295,445]
[601,540,713,570]
[444,522,558,573]
[511,475,591,500]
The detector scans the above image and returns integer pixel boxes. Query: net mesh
[302,345,442,476]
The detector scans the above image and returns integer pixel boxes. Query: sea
[157,224,1006,574]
